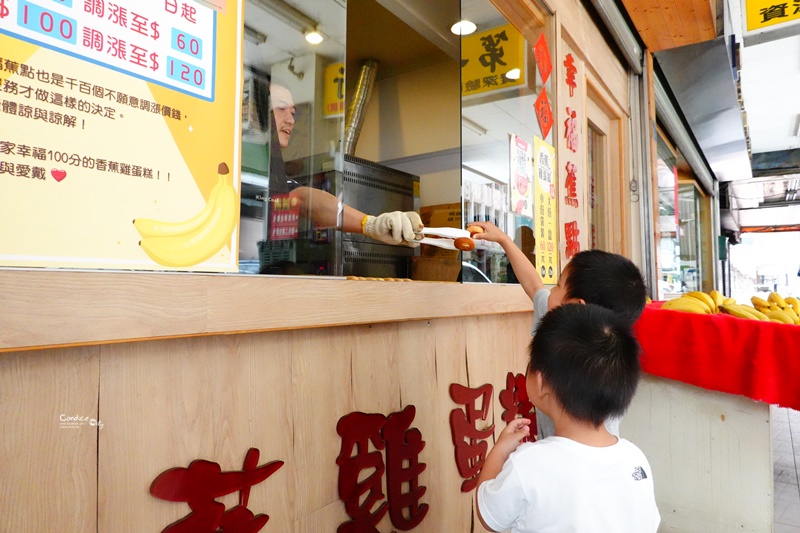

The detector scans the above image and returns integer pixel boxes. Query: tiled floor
[773,406,800,532]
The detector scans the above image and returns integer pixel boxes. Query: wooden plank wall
[620,0,717,52]
[1,313,532,532]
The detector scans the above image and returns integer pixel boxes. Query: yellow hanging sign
[744,0,800,31]
[323,62,345,118]
[461,24,525,98]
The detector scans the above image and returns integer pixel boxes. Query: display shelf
[634,303,800,410]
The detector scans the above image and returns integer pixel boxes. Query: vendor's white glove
[362,211,423,247]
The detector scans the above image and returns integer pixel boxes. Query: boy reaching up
[469,221,647,437]
[476,304,660,533]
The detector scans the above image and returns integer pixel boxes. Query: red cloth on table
[633,303,800,410]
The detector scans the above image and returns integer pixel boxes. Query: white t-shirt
[478,437,660,533]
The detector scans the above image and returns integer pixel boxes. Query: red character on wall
[336,412,389,532]
[382,406,429,530]
[564,162,579,207]
[336,407,429,532]
[565,221,581,260]
[449,383,495,492]
[150,448,284,533]
[498,372,537,444]
[564,53,577,97]
[564,107,579,153]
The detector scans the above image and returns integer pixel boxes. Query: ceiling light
[243,24,267,45]
[505,68,521,80]
[451,20,477,36]
[304,29,323,45]
[250,0,321,43]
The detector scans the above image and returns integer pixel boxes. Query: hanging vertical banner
[323,61,344,118]
[461,23,525,98]
[0,0,243,272]
[509,133,533,217]
[533,135,558,284]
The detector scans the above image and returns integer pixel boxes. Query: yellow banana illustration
[751,296,770,308]
[769,292,787,309]
[767,310,795,325]
[685,292,715,313]
[722,297,736,305]
[662,297,710,314]
[139,162,237,267]
[709,290,724,309]
[134,163,230,239]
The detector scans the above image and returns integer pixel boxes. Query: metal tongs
[414,227,474,250]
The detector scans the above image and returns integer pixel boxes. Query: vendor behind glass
[240,73,422,275]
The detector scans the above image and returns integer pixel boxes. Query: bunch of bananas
[659,289,800,325]
[661,290,731,315]
[133,162,238,268]
[749,293,800,325]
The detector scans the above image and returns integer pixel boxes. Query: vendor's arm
[288,186,422,245]
[470,222,543,300]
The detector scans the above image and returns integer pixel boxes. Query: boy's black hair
[529,303,641,427]
[563,250,647,325]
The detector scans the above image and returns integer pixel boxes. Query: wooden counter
[0,271,774,532]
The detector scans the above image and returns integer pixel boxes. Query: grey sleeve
[531,288,550,336]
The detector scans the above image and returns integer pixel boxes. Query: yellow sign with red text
[0,0,243,272]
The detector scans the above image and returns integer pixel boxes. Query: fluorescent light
[243,24,267,45]
[451,20,477,36]
[462,116,487,136]
[304,29,324,45]
[505,68,521,80]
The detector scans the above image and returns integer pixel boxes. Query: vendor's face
[271,84,295,149]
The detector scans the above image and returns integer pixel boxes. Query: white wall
[622,375,772,532]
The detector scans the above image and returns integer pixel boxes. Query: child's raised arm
[469,221,544,300]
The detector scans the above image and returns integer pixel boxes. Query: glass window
[240,1,346,275]
[459,0,554,284]
[655,131,703,299]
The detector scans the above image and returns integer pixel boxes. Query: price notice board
[0,0,243,272]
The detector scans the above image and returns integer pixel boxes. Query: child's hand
[494,418,531,455]
[467,221,509,244]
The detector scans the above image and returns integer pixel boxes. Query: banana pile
[660,289,800,325]
[749,293,800,325]
[133,162,238,268]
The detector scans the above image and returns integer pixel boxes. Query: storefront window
[655,132,703,298]
[459,0,554,284]
[240,1,346,276]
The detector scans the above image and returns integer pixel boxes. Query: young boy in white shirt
[476,303,660,533]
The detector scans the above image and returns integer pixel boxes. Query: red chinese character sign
[269,193,299,241]
[449,383,494,492]
[534,88,553,139]
[564,107,579,153]
[564,161,579,208]
[498,372,537,443]
[563,53,577,97]
[565,220,580,259]
[336,406,429,532]
[150,448,284,533]
[0,1,244,272]
[533,33,552,84]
